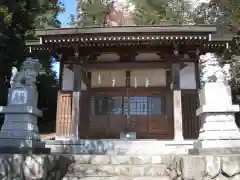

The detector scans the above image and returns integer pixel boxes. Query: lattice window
[91,95,165,116]
[128,96,165,115]
[91,96,123,115]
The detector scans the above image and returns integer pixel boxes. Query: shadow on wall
[232,90,240,128]
[235,112,240,128]
[0,86,8,129]
[0,153,74,180]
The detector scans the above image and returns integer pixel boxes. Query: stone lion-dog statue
[10,58,41,88]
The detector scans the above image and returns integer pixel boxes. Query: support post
[71,64,82,140]
[172,63,184,141]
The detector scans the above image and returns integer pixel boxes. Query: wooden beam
[59,55,64,89]
[88,87,170,94]
[194,61,200,89]
[172,63,181,90]
[83,62,170,70]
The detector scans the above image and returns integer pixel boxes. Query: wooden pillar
[172,63,184,141]
[71,64,82,140]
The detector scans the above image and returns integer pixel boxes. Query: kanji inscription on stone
[11,89,28,105]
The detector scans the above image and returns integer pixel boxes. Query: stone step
[72,155,179,165]
[67,164,176,177]
[63,176,171,180]
[46,140,194,155]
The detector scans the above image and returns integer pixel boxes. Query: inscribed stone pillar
[172,63,184,141]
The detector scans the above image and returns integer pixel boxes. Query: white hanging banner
[91,70,125,87]
[130,69,166,87]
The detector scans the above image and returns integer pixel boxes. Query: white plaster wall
[62,64,87,91]
[97,53,119,62]
[136,53,161,61]
[130,69,166,87]
[89,65,196,89]
[91,70,126,87]
[62,65,74,91]
[180,62,196,89]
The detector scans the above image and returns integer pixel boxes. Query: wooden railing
[181,90,200,139]
[56,91,73,137]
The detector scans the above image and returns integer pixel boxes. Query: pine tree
[76,0,109,27]
[130,0,193,25]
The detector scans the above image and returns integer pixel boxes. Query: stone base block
[194,139,240,149]
[189,147,240,155]
[198,130,240,140]
[0,105,42,116]
[1,122,39,132]
[0,131,40,140]
[0,139,45,148]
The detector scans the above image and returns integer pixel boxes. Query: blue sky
[58,0,77,27]
[53,0,77,77]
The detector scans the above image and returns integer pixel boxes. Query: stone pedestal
[190,83,240,154]
[0,86,50,153]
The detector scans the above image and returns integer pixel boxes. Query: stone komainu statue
[199,53,231,87]
[10,58,41,88]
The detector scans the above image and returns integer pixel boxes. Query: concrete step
[63,176,171,180]
[72,155,179,165]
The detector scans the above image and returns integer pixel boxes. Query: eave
[35,25,216,45]
[36,25,217,37]
[25,26,234,57]
[27,37,232,55]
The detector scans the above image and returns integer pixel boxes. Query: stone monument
[190,53,240,154]
[0,58,49,153]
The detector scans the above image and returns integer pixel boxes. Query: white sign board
[11,89,28,105]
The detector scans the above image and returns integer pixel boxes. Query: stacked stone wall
[1,154,240,180]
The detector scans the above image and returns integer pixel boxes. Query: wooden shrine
[27,25,233,140]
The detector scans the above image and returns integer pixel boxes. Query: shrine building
[27,25,233,140]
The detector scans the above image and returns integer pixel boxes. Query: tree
[193,0,240,26]
[130,0,193,25]
[76,0,109,27]
[0,0,62,88]
[0,0,64,132]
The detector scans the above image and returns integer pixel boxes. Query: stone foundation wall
[0,154,74,180]
[0,154,240,180]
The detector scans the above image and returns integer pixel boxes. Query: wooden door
[89,95,127,138]
[126,93,173,139]
[88,89,173,139]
